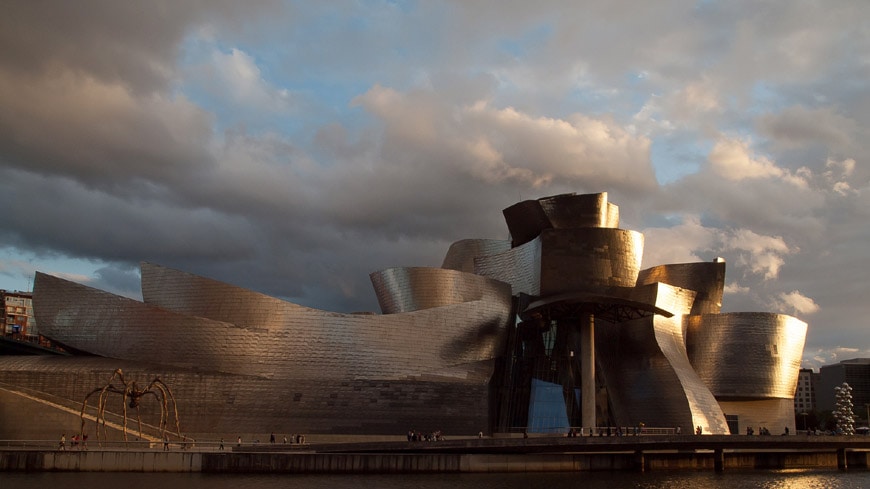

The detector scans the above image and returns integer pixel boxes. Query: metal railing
[0,438,316,451]
[506,426,679,436]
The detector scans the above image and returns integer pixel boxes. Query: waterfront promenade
[3,434,870,473]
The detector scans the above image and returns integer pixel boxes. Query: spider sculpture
[79,369,182,445]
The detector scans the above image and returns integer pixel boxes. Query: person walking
[58,433,66,451]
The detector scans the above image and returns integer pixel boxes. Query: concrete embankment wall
[2,450,869,473]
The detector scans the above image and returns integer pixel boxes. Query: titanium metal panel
[539,228,644,295]
[441,239,512,273]
[502,192,619,248]
[637,260,726,314]
[538,192,616,229]
[596,283,730,434]
[32,265,515,435]
[717,398,797,435]
[38,269,511,382]
[685,312,807,400]
[0,356,492,437]
[502,199,552,247]
[34,272,249,376]
[473,237,542,296]
[370,267,512,315]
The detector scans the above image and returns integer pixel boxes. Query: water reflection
[5,470,870,489]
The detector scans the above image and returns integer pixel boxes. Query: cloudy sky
[1,1,867,369]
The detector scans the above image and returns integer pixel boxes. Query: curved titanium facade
[502,199,552,247]
[637,261,726,314]
[502,192,619,247]
[596,283,730,434]
[441,239,511,273]
[29,262,514,435]
[0,191,810,440]
[370,267,512,314]
[138,263,513,379]
[539,228,643,294]
[686,312,808,400]
[473,237,542,296]
[537,192,619,229]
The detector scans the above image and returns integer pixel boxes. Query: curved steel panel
[38,269,513,382]
[539,228,644,294]
[717,398,797,435]
[501,192,620,248]
[538,192,618,229]
[370,267,512,314]
[685,312,807,400]
[473,237,542,296]
[34,272,250,375]
[637,260,726,314]
[502,199,551,247]
[31,265,515,436]
[596,283,730,434]
[441,238,511,273]
[140,262,316,328]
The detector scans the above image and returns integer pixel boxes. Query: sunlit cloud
[769,290,820,317]
[708,137,808,188]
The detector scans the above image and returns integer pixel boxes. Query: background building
[817,359,870,424]
[2,290,35,339]
[794,368,818,414]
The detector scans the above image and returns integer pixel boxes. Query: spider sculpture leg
[146,378,181,438]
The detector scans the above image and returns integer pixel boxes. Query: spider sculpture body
[79,369,182,445]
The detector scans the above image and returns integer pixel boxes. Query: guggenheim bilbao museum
[0,192,808,440]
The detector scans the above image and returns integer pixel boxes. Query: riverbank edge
[2,449,870,473]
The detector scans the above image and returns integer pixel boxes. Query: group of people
[407,429,444,441]
[228,433,306,449]
[564,425,651,437]
[58,433,88,450]
[745,426,775,435]
[268,432,305,444]
[162,434,194,450]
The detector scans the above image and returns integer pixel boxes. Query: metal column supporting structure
[521,294,669,432]
[579,312,595,430]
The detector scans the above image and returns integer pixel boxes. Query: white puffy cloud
[824,158,858,196]
[708,137,808,187]
[640,216,718,268]
[805,347,870,371]
[722,229,793,281]
[723,282,750,296]
[353,86,657,192]
[769,290,821,316]
[641,216,794,282]
[206,48,295,111]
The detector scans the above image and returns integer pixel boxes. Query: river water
[5,470,870,489]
